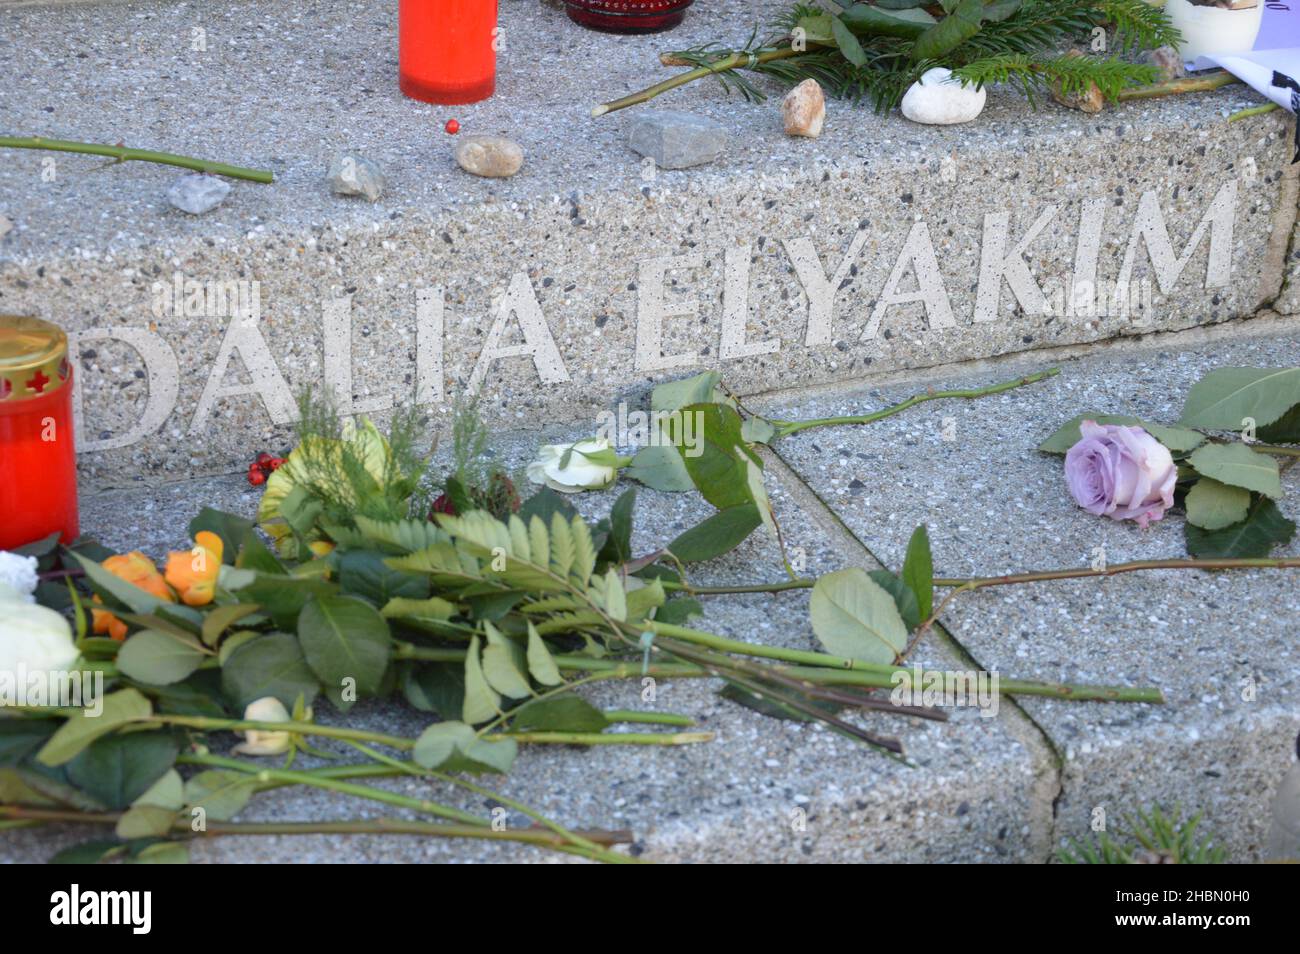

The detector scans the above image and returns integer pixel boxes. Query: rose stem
[766,368,1060,438]
[0,135,274,183]
[179,752,634,863]
[663,555,1300,598]
[393,638,1160,702]
[0,806,633,856]
[148,714,709,749]
[1115,70,1241,101]
[592,47,800,117]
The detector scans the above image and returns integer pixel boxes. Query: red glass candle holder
[0,316,79,550]
[399,0,498,105]
[565,0,692,33]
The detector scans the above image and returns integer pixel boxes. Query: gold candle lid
[0,315,71,403]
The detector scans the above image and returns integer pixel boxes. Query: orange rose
[91,551,174,641]
[164,531,224,606]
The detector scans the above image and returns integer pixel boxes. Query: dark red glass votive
[565,0,692,34]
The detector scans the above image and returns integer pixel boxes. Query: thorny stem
[0,806,633,858]
[592,47,801,116]
[0,136,274,183]
[766,369,1059,438]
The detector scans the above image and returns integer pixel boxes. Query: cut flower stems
[11,359,1298,863]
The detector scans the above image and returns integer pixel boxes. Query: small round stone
[453,134,524,178]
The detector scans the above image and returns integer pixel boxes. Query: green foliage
[1058,806,1228,864]
[665,0,1180,112]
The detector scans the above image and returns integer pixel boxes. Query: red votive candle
[0,316,79,550]
[566,0,692,33]
[399,0,498,105]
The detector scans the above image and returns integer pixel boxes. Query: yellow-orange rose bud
[164,531,224,607]
[91,551,174,641]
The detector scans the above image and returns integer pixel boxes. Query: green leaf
[1186,443,1282,499]
[831,13,867,65]
[841,3,935,37]
[188,507,254,565]
[810,568,908,664]
[297,595,392,709]
[741,416,778,444]
[867,570,922,632]
[116,629,207,686]
[65,730,179,809]
[200,604,261,647]
[461,635,501,725]
[526,622,564,686]
[1257,404,1300,443]
[129,841,189,864]
[412,721,517,774]
[739,449,778,541]
[668,505,762,563]
[234,572,335,629]
[596,488,637,566]
[482,622,532,699]
[679,403,756,511]
[50,840,123,864]
[510,696,609,733]
[381,595,457,622]
[0,719,58,767]
[901,524,933,621]
[115,804,179,840]
[400,662,465,718]
[911,0,984,61]
[626,445,695,492]
[650,370,722,414]
[1038,414,1204,455]
[1180,367,1300,431]
[602,567,627,622]
[38,689,152,767]
[1184,478,1251,530]
[981,0,1022,22]
[1185,497,1296,558]
[220,632,320,711]
[518,486,579,525]
[719,683,840,723]
[184,769,257,821]
[338,549,431,605]
[655,596,703,625]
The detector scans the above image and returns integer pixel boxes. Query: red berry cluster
[247,451,286,487]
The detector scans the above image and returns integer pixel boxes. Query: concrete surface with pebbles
[2,0,1298,485]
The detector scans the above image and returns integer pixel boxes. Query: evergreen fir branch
[1098,0,1183,52]
[955,53,1159,104]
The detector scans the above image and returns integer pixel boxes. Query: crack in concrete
[761,448,1065,862]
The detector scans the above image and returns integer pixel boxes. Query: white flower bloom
[232,696,294,756]
[0,551,39,603]
[0,598,79,685]
[526,437,626,494]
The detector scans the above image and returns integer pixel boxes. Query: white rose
[0,551,39,602]
[526,437,628,494]
[232,696,294,756]
[0,595,79,686]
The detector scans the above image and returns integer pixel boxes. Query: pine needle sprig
[954,53,1159,105]
[1098,0,1183,53]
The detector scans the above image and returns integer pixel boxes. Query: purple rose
[1064,421,1177,528]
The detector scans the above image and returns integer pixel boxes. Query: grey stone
[1143,46,1187,83]
[453,135,524,179]
[327,153,386,201]
[769,322,1300,861]
[0,214,11,241]
[626,110,728,169]
[0,0,1293,487]
[165,173,231,215]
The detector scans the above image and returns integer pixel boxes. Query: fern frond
[955,53,1158,104]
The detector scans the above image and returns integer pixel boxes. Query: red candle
[399,0,498,106]
[565,0,692,33]
[0,316,79,550]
